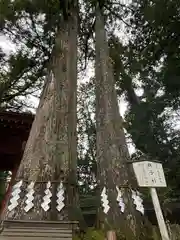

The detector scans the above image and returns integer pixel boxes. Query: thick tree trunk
[3,4,81,222]
[95,6,150,239]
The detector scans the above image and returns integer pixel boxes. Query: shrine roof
[0,110,34,126]
[0,111,34,171]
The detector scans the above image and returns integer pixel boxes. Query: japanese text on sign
[132,161,167,187]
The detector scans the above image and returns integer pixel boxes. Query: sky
[0,35,15,54]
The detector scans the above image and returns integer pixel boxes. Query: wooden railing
[0,220,78,240]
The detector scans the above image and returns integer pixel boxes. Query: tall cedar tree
[3,1,85,224]
[94,3,151,239]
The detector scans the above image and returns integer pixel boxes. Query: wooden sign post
[132,161,170,240]
[107,231,116,240]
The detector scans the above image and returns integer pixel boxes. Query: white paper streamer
[8,180,23,211]
[101,187,110,214]
[41,181,52,211]
[132,190,144,215]
[116,186,125,213]
[56,182,65,212]
[24,182,35,212]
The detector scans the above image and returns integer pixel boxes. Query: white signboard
[132,161,167,187]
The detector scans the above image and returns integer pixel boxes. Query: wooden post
[0,167,17,218]
[107,231,116,240]
[150,188,170,240]
[133,161,170,240]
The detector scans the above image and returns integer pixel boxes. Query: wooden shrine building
[0,111,34,216]
[0,111,78,239]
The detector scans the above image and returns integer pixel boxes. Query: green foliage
[151,226,161,240]
[73,228,105,240]
[106,0,180,202]
[84,228,105,240]
[129,0,180,108]
[73,227,157,240]
[0,171,9,207]
[0,0,63,110]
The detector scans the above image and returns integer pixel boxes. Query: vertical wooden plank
[107,231,116,240]
[0,168,17,218]
[150,188,170,240]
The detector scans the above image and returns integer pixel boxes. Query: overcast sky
[0,34,16,54]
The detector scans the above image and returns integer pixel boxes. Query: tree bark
[95,5,150,239]
[3,3,81,222]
